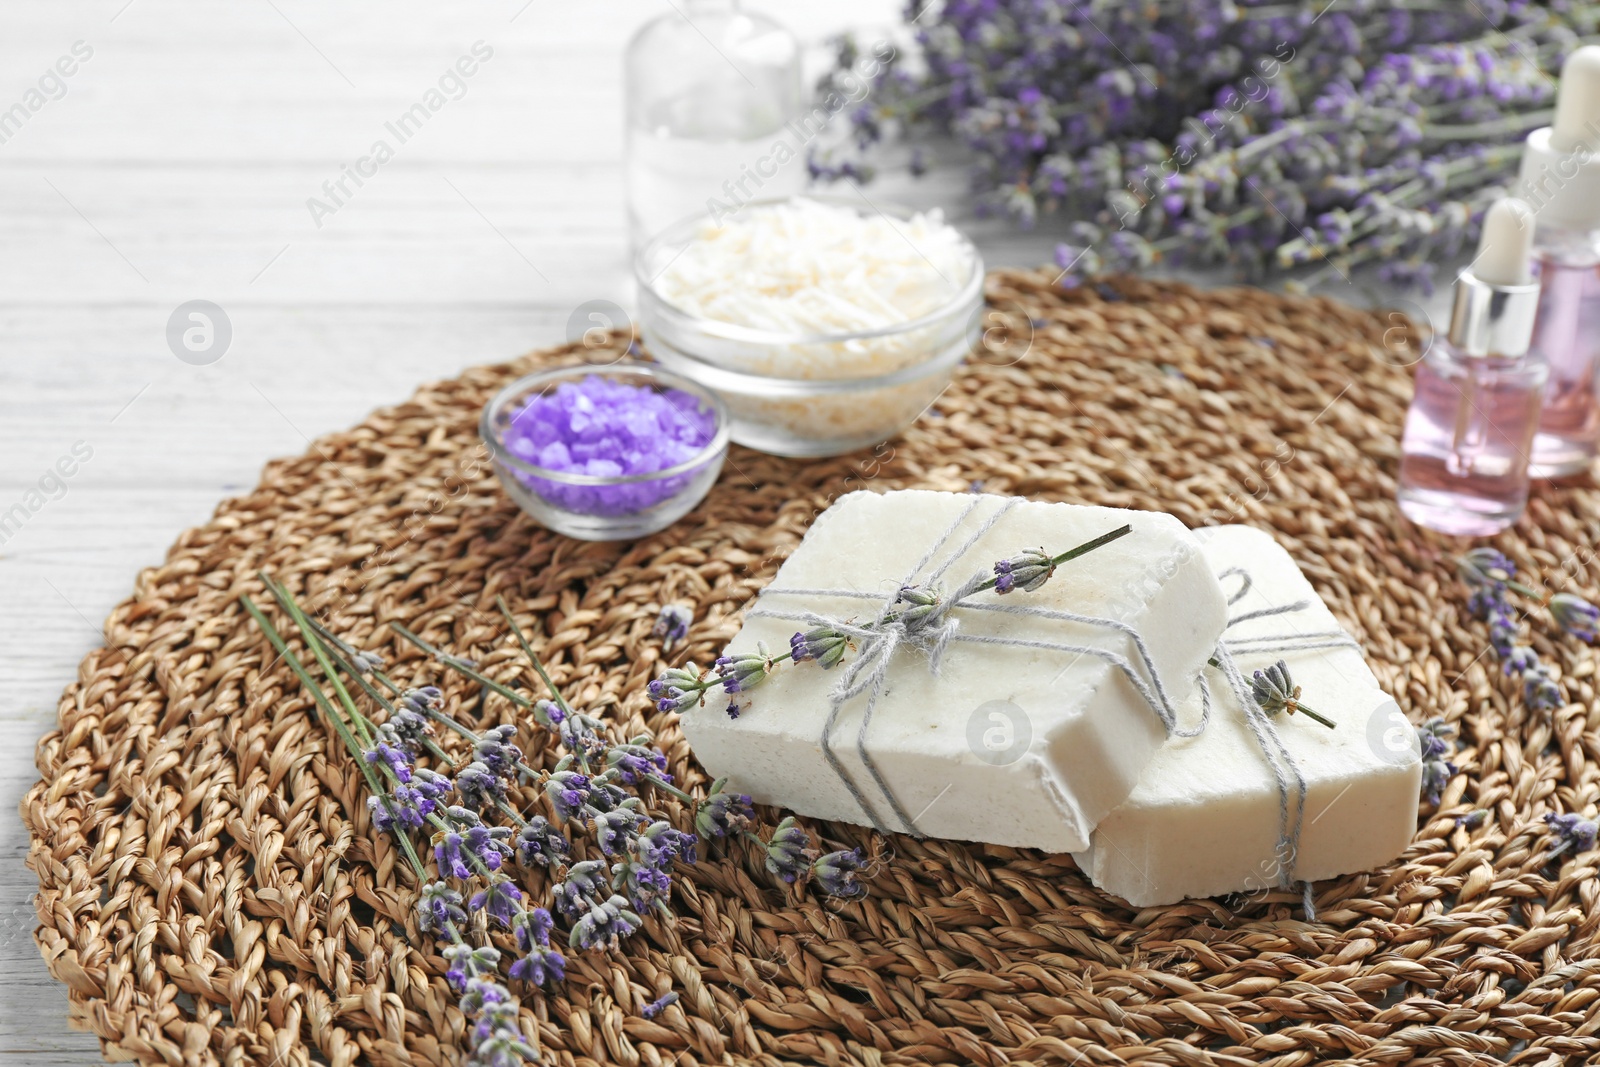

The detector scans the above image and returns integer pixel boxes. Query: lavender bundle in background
[814,0,1600,292]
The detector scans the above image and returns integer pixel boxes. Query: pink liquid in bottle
[1397,345,1547,536]
[1528,253,1600,477]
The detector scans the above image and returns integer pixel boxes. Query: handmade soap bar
[1074,525,1422,908]
[681,489,1228,852]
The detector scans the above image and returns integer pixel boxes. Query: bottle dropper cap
[1448,197,1540,358]
[1518,45,1600,230]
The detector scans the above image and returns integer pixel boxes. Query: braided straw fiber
[23,270,1600,1067]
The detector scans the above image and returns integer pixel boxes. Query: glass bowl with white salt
[480,363,729,541]
[635,195,984,457]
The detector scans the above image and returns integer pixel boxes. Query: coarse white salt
[680,490,1228,853]
[653,197,972,372]
[1074,525,1422,908]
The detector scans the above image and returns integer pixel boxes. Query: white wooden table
[0,3,1441,1060]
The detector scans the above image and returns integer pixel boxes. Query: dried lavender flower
[455,761,507,810]
[569,894,642,951]
[715,644,773,694]
[592,806,646,857]
[416,880,467,934]
[790,625,850,670]
[553,859,608,918]
[469,877,524,928]
[607,742,672,787]
[652,603,693,648]
[811,848,868,901]
[1524,664,1564,712]
[514,817,568,869]
[642,992,679,1019]
[1550,593,1599,642]
[695,778,755,839]
[764,816,817,884]
[1545,812,1598,858]
[1248,660,1336,728]
[1458,548,1515,588]
[648,665,704,713]
[994,549,1054,594]
[545,770,591,822]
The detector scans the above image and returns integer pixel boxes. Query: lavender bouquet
[814,0,1600,291]
[242,582,866,1067]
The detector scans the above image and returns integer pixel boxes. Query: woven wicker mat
[23,270,1600,1067]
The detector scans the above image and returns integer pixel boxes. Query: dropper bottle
[1398,198,1546,536]
[1519,45,1600,478]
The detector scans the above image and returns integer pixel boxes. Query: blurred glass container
[636,196,985,458]
[624,0,805,250]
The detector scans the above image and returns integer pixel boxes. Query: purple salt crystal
[501,375,717,517]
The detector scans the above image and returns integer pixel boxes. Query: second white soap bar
[682,490,1228,852]
[1074,525,1422,907]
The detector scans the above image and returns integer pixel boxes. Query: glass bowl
[634,195,985,458]
[480,363,729,541]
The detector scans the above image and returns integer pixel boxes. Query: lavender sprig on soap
[652,523,1135,716]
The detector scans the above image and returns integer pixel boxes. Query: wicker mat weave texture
[23,271,1600,1067]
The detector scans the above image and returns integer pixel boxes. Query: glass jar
[624,0,805,249]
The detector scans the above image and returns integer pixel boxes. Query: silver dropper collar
[1446,269,1540,358]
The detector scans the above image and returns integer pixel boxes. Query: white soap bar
[681,490,1228,852]
[1074,525,1422,908]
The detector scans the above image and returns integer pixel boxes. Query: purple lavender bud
[508,940,566,988]
[635,819,697,868]
[1545,811,1598,858]
[1249,660,1301,717]
[362,740,413,783]
[1524,665,1563,712]
[715,644,773,695]
[553,859,608,919]
[444,943,500,992]
[468,877,524,928]
[415,880,466,934]
[1417,718,1453,762]
[474,724,522,777]
[811,848,868,901]
[1503,645,1538,676]
[436,832,472,879]
[455,761,506,810]
[607,743,672,786]
[695,780,755,840]
[515,817,568,869]
[534,698,564,726]
[1456,808,1489,830]
[465,823,514,871]
[400,686,442,716]
[763,816,817,884]
[568,894,642,951]
[545,770,590,822]
[557,711,604,752]
[1458,548,1515,587]
[648,666,703,714]
[514,906,555,951]
[993,549,1054,594]
[1419,759,1455,805]
[642,992,678,1019]
[1550,593,1599,642]
[1466,586,1508,622]
[790,625,849,670]
[652,603,693,647]
[592,807,645,857]
[612,859,674,911]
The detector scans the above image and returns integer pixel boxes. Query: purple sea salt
[502,375,717,517]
